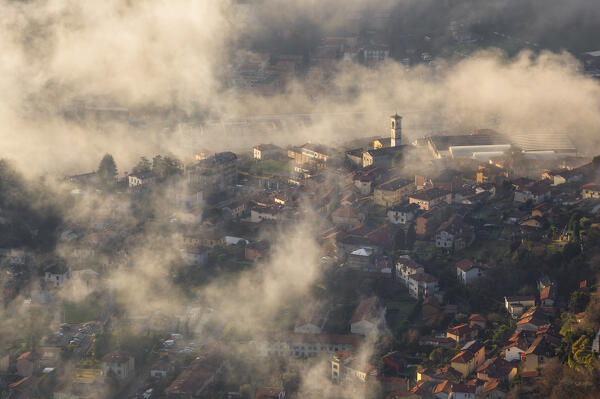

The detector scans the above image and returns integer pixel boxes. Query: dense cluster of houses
[4,108,600,399]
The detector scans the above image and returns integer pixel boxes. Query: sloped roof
[410,272,437,283]
[583,183,600,191]
[434,380,452,394]
[410,188,450,201]
[447,323,472,336]
[101,350,132,364]
[332,205,360,219]
[469,314,486,322]
[351,297,381,324]
[17,351,40,361]
[451,350,474,364]
[456,259,474,272]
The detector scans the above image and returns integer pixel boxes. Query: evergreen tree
[394,228,406,250]
[132,156,151,174]
[97,154,117,186]
[152,155,183,182]
[406,224,417,250]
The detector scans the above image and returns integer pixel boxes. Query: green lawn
[386,299,417,335]
[63,300,101,324]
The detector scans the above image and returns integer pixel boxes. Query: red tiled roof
[332,205,360,219]
[17,351,39,361]
[410,272,438,283]
[9,376,31,390]
[540,286,553,300]
[483,379,501,393]
[333,349,354,361]
[410,188,450,201]
[456,259,474,272]
[351,297,380,324]
[434,380,452,394]
[451,350,474,364]
[582,183,600,191]
[447,323,472,336]
[452,383,476,394]
[435,366,463,382]
[469,314,486,322]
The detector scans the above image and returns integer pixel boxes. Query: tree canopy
[97,154,117,186]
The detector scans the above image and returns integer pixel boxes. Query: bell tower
[391,114,402,147]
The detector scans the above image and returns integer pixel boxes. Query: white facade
[396,257,424,286]
[457,267,484,285]
[150,369,169,378]
[183,249,209,266]
[593,328,600,353]
[258,336,356,358]
[350,319,378,337]
[250,208,281,223]
[354,180,372,196]
[436,230,455,248]
[128,174,153,188]
[44,268,72,288]
[102,357,135,379]
[387,209,416,225]
[514,189,550,204]
[504,346,525,362]
[294,323,322,334]
[450,392,475,399]
[408,274,439,299]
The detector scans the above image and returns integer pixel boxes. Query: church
[373,114,403,149]
[361,114,409,168]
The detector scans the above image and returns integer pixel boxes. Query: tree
[97,154,117,186]
[406,224,416,250]
[569,335,594,370]
[429,347,444,363]
[592,155,600,171]
[569,291,589,313]
[394,229,406,250]
[152,155,183,182]
[132,156,151,174]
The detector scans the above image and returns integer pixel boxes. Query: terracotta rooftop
[451,350,474,364]
[350,296,380,324]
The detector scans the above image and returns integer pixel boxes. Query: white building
[294,302,330,334]
[128,172,153,188]
[396,256,424,286]
[253,144,282,160]
[350,297,386,336]
[250,206,282,223]
[593,328,600,353]
[101,350,135,379]
[257,333,360,358]
[436,230,455,249]
[387,203,419,225]
[504,296,535,319]
[183,246,209,266]
[408,273,439,299]
[456,259,484,285]
[44,263,72,288]
[504,339,528,362]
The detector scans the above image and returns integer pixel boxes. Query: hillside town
[1,112,600,399]
[2,0,600,398]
